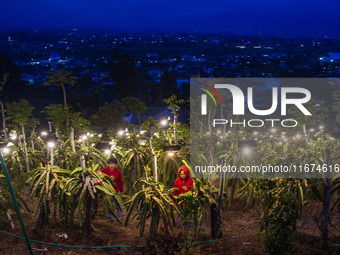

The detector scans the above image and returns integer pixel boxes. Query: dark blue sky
[1,0,339,36]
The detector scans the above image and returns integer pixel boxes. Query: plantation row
[0,90,340,254]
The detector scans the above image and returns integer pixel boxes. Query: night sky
[0,0,339,36]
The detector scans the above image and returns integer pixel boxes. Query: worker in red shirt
[99,157,123,220]
[173,165,197,230]
[173,165,194,197]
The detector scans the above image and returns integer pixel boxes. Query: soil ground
[0,188,339,255]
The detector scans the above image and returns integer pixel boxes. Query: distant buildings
[0,30,336,95]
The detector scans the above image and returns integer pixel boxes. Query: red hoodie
[100,166,124,193]
[173,165,194,196]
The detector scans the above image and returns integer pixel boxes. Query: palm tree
[45,69,76,108]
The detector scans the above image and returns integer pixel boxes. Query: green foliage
[27,143,124,233]
[68,111,90,131]
[45,69,76,107]
[158,151,181,186]
[27,166,71,226]
[138,96,190,186]
[0,186,14,225]
[45,69,76,88]
[162,94,187,144]
[141,117,159,135]
[255,179,305,255]
[118,133,150,193]
[125,177,181,237]
[0,168,28,226]
[2,145,42,173]
[59,167,123,232]
[121,97,146,124]
[158,150,190,187]
[26,117,40,133]
[42,104,68,133]
[3,87,340,251]
[174,179,217,254]
[162,94,186,113]
[90,101,124,133]
[176,179,217,236]
[28,163,124,232]
[42,104,90,139]
[6,99,34,126]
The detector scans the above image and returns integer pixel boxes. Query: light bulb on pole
[2,148,10,155]
[47,142,55,166]
[7,142,15,147]
[47,142,55,148]
[242,147,252,156]
[161,120,168,126]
